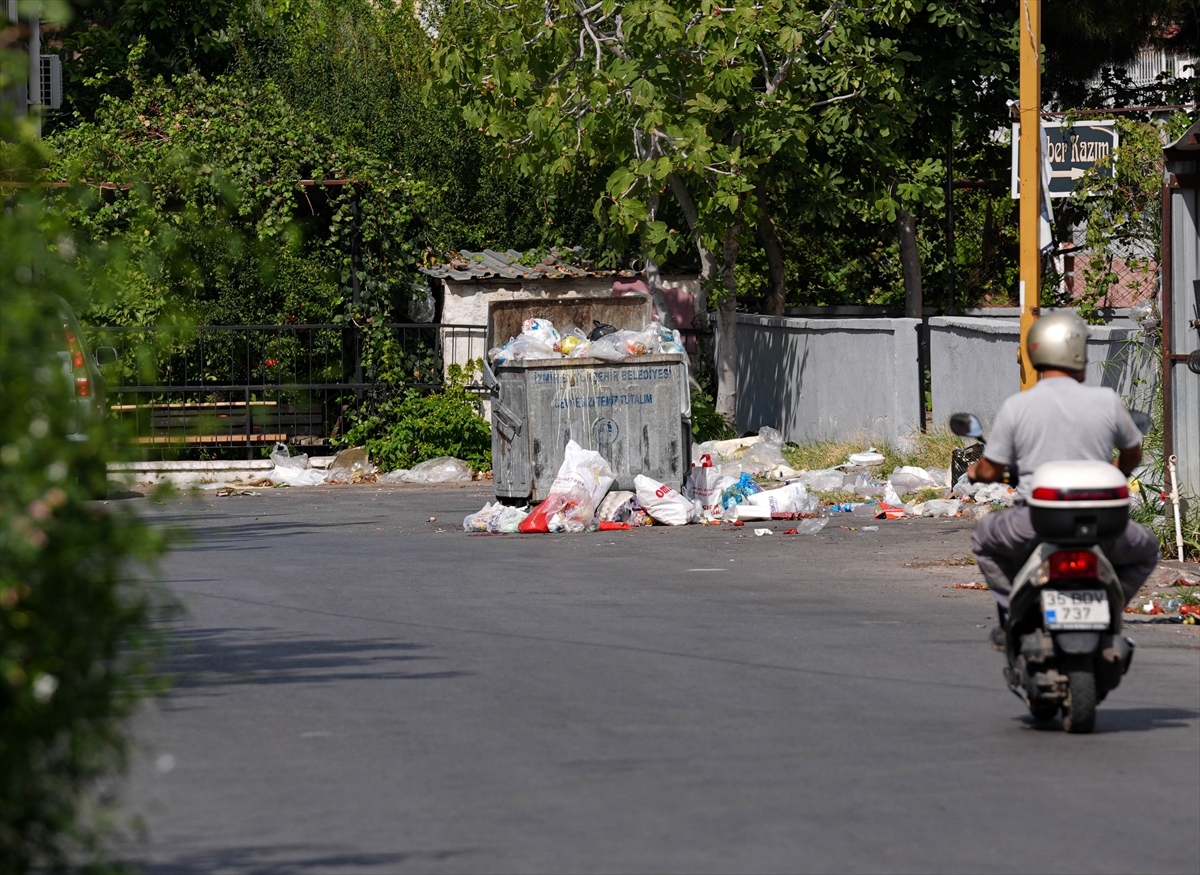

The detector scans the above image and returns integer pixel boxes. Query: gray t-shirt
[984,376,1142,501]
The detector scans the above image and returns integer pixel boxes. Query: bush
[2,80,168,866]
[342,363,492,473]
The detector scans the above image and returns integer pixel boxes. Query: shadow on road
[1015,706,1200,733]
[135,844,479,874]
[161,626,470,694]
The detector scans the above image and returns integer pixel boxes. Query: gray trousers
[971,506,1159,610]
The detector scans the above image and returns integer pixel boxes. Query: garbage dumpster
[484,297,691,503]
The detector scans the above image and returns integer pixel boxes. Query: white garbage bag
[747,482,818,515]
[634,474,699,526]
[520,440,616,532]
[268,442,328,486]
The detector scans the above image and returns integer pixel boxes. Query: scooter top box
[1026,460,1131,544]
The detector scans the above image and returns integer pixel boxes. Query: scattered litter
[597,490,636,522]
[907,499,961,518]
[754,528,772,537]
[791,518,829,535]
[952,582,989,590]
[747,482,817,515]
[862,525,879,531]
[327,446,377,482]
[887,466,941,494]
[268,443,328,486]
[875,503,906,520]
[849,449,885,467]
[214,487,258,497]
[721,473,763,511]
[401,457,474,484]
[463,502,530,533]
[799,467,848,493]
[729,503,771,522]
[783,528,799,535]
[599,521,631,531]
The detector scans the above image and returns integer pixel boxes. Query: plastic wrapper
[521,318,561,348]
[721,472,763,510]
[327,446,376,482]
[464,501,505,532]
[597,490,636,522]
[746,482,817,515]
[800,467,847,493]
[268,443,328,486]
[520,440,616,533]
[634,474,699,526]
[399,457,475,484]
[849,472,885,497]
[887,465,941,495]
[792,518,829,534]
[490,334,559,364]
[491,505,530,533]
[907,498,962,517]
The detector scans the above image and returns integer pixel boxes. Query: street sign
[1011,121,1119,199]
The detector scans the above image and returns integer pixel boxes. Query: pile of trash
[488,317,686,364]
[463,433,1022,534]
[267,443,476,487]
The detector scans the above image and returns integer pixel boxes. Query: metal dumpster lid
[487,296,653,352]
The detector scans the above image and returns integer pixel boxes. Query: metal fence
[89,323,489,457]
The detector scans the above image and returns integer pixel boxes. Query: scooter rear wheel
[1062,663,1097,734]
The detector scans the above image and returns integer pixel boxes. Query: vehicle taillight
[64,329,85,369]
[1031,486,1129,501]
[1048,550,1097,579]
[75,376,91,397]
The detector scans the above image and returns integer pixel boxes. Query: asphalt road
[117,484,1200,873]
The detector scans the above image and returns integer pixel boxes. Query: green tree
[434,0,918,420]
[46,62,427,328]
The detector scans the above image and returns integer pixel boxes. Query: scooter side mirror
[949,412,984,439]
[1129,409,1153,436]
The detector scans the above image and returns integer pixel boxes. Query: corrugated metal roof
[419,249,639,282]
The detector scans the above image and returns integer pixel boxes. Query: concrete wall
[1166,159,1199,496]
[732,314,923,444]
[929,316,1160,431]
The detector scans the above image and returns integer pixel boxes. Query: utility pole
[1017,0,1041,390]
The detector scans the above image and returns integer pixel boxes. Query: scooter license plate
[1042,589,1110,630]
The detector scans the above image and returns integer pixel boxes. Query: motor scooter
[950,412,1139,733]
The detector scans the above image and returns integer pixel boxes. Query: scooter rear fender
[1006,543,1124,663]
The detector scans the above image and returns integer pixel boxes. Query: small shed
[419,250,701,400]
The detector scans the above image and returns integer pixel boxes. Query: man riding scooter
[967,311,1160,649]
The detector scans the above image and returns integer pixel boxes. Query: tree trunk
[666,172,717,324]
[756,207,786,317]
[643,190,676,329]
[714,231,739,424]
[896,206,923,319]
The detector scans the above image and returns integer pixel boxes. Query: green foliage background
[0,127,168,871]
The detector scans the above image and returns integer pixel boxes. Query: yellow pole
[1018,0,1041,390]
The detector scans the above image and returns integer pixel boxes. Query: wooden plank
[133,433,287,445]
[111,401,279,411]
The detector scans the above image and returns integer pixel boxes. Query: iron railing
[89,323,490,457]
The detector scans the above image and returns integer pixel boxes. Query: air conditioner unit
[40,54,62,110]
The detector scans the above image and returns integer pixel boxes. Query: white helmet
[1027,311,1089,372]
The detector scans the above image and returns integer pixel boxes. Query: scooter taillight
[1048,550,1097,579]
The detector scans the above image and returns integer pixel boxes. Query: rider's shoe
[990,625,1006,651]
